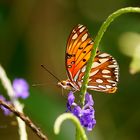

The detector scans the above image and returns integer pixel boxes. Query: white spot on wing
[102,75,111,78]
[112,59,116,62]
[108,65,117,68]
[96,79,103,83]
[114,69,118,73]
[78,82,82,87]
[99,53,109,58]
[107,79,116,83]
[72,33,78,40]
[87,85,98,89]
[92,62,100,68]
[102,69,110,74]
[79,27,85,33]
[99,58,109,63]
[78,24,83,28]
[89,69,99,77]
[106,85,112,88]
[114,72,118,75]
[81,66,86,72]
[98,85,106,89]
[81,33,88,42]
[113,62,117,65]
[89,40,93,44]
[73,70,80,81]
[72,29,76,33]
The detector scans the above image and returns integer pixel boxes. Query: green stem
[54,113,88,140]
[76,128,81,140]
[80,7,140,104]
[0,65,28,140]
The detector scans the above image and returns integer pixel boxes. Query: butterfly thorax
[58,79,79,91]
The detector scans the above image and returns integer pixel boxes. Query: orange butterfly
[58,24,119,93]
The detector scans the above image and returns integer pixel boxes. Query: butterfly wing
[65,24,96,89]
[74,52,119,93]
[65,24,119,93]
[87,52,119,93]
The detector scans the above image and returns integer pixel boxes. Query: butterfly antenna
[32,83,47,87]
[41,64,61,82]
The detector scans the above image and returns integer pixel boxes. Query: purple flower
[0,95,11,116]
[85,93,94,106]
[68,91,75,105]
[13,78,29,99]
[67,92,96,131]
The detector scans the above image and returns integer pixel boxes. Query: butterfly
[58,24,119,93]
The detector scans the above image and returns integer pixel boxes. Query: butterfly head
[58,80,78,91]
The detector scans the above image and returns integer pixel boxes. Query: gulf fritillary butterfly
[58,24,119,93]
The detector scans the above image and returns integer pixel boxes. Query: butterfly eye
[60,81,65,86]
[66,82,71,86]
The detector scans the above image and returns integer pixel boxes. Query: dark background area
[0,0,140,140]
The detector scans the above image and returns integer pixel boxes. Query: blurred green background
[0,0,140,140]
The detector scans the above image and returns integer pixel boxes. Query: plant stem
[76,128,81,140]
[0,65,27,140]
[54,113,88,140]
[80,7,140,105]
[0,99,48,140]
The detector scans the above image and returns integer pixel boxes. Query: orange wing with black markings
[66,24,95,81]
